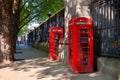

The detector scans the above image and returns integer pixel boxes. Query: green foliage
[19,0,64,35]
[37,0,64,21]
[20,0,64,26]
[18,25,28,36]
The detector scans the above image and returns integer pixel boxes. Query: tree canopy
[19,0,64,35]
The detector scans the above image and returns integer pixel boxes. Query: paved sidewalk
[0,44,110,80]
[0,44,70,80]
[15,44,48,59]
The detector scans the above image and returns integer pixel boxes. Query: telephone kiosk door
[49,27,63,60]
[68,17,93,73]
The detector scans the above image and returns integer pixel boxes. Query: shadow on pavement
[10,58,70,80]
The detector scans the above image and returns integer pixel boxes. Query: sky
[28,22,39,30]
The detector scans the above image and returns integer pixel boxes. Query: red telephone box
[49,27,63,60]
[68,17,93,73]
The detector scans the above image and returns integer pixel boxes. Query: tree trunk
[0,34,1,62]
[1,0,15,64]
[1,35,14,63]
[11,33,18,61]
[0,0,2,62]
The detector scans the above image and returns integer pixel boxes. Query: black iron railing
[90,0,120,58]
[27,8,64,44]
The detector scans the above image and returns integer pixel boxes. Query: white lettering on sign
[53,30,62,32]
[76,22,90,25]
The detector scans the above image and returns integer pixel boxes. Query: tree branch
[18,13,40,31]
[19,0,27,12]
[19,2,42,24]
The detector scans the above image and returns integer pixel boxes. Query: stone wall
[97,57,120,80]
[32,42,48,53]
